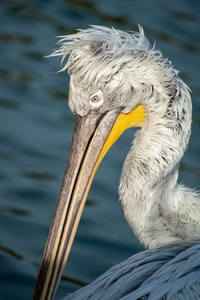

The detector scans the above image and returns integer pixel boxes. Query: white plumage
[33,26,200,300]
[52,26,200,248]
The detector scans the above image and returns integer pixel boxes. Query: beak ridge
[33,108,121,300]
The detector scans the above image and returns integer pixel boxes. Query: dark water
[0,0,200,299]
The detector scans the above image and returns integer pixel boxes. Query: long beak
[32,104,145,300]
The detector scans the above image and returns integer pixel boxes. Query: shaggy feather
[49,26,200,299]
[48,26,200,247]
[50,25,200,247]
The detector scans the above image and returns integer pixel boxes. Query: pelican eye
[90,90,104,109]
[91,95,100,103]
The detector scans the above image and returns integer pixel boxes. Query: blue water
[0,0,200,299]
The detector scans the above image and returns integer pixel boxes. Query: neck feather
[119,89,200,249]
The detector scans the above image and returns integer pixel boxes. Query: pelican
[33,26,200,300]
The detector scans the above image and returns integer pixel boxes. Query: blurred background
[0,0,200,299]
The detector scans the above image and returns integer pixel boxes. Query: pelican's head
[52,25,158,117]
[33,26,191,300]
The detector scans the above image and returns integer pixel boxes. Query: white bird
[32,26,200,300]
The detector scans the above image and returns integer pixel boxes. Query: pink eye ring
[91,95,100,103]
[90,90,104,109]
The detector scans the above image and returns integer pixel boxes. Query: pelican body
[33,26,200,300]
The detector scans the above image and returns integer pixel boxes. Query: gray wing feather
[63,243,200,300]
